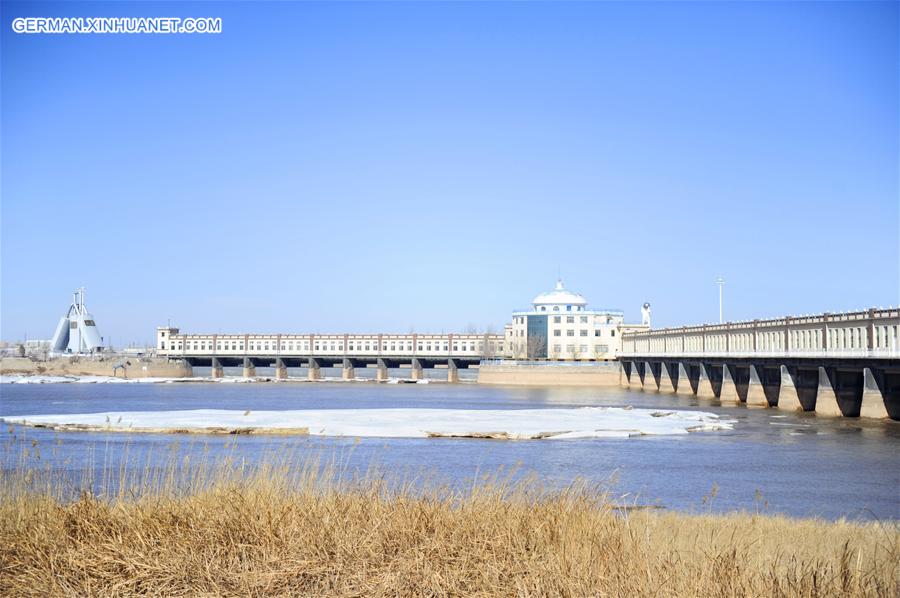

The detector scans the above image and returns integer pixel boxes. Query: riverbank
[0,356,191,379]
[478,361,621,386]
[1,461,896,596]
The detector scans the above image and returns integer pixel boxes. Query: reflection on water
[1,381,898,520]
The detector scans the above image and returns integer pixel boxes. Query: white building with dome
[504,280,649,360]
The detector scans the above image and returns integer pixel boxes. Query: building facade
[155,280,646,363]
[156,329,505,360]
[504,280,648,360]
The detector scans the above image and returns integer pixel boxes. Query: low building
[504,280,649,360]
[156,329,505,360]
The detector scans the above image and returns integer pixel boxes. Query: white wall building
[504,280,649,360]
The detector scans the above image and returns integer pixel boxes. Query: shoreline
[1,458,896,596]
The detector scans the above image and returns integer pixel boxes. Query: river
[1,379,897,520]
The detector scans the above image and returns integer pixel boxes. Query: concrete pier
[307,358,321,381]
[342,358,355,381]
[745,365,769,407]
[777,365,804,412]
[814,367,842,417]
[642,361,660,392]
[719,364,742,405]
[376,358,388,382]
[242,357,256,379]
[659,362,678,393]
[275,358,288,380]
[411,358,424,381]
[694,364,717,400]
[675,363,694,397]
[861,368,890,419]
[211,357,224,379]
[447,358,459,383]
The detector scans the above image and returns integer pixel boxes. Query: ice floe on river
[2,407,735,439]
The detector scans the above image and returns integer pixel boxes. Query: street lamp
[716,277,725,324]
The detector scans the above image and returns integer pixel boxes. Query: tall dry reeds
[0,440,897,597]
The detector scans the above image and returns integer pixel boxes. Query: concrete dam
[619,308,900,420]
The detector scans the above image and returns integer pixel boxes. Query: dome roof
[532,280,587,306]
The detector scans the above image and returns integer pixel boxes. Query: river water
[1,380,897,520]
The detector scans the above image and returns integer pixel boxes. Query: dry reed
[0,441,897,597]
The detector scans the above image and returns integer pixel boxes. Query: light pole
[716,277,725,323]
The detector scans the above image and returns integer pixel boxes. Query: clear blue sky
[2,1,897,346]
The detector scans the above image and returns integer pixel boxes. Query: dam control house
[504,280,649,360]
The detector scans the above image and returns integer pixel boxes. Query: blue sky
[2,1,897,346]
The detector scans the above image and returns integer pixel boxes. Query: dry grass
[0,449,897,597]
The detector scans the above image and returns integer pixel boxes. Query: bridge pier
[720,364,742,404]
[777,365,803,412]
[342,358,355,381]
[757,365,782,407]
[242,357,256,379]
[643,361,661,391]
[628,361,641,388]
[275,358,288,380]
[745,365,769,407]
[688,363,716,399]
[866,367,897,419]
[660,362,678,393]
[411,358,424,381]
[780,365,818,412]
[211,357,224,379]
[307,358,321,381]
[448,358,459,383]
[701,362,723,399]
[676,363,694,396]
[814,367,842,417]
[376,358,389,382]
[860,368,889,419]
[823,366,870,418]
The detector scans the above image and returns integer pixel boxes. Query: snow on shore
[0,374,189,384]
[2,407,734,439]
[0,374,420,385]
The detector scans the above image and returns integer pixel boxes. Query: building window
[566,316,574,323]
[554,316,561,324]
[579,345,587,353]
[554,330,561,337]
[594,330,601,337]
[553,306,559,311]
[580,316,588,323]
[566,330,574,337]
[566,305,572,311]
[580,330,588,337]
[611,330,616,337]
